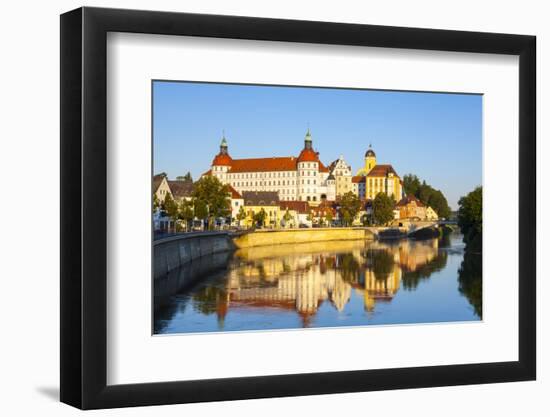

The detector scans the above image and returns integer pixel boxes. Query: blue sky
[153,81,482,209]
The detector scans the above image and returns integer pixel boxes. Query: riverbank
[232,227,375,249]
[153,232,235,280]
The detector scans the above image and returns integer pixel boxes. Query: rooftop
[242,191,280,206]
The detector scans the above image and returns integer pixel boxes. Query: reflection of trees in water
[154,297,189,334]
[338,253,361,283]
[191,285,229,329]
[438,232,452,249]
[401,251,448,290]
[458,251,482,318]
[366,249,395,281]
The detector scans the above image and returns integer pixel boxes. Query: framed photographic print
[60,6,536,409]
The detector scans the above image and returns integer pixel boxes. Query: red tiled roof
[227,157,298,173]
[201,169,212,177]
[319,161,329,173]
[366,164,399,178]
[212,153,233,166]
[227,185,242,199]
[279,200,310,214]
[396,194,425,207]
[297,148,319,163]
[352,175,366,183]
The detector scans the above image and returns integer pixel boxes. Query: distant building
[425,206,439,221]
[242,191,280,228]
[167,179,194,203]
[396,194,427,220]
[153,173,172,203]
[355,145,403,201]
[279,200,311,227]
[206,130,338,205]
[328,155,353,198]
[352,175,366,199]
[227,185,244,224]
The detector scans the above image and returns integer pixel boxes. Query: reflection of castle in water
[213,238,444,327]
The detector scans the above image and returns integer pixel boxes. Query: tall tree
[325,211,333,227]
[193,199,208,229]
[458,186,482,252]
[236,206,247,227]
[283,209,293,228]
[176,172,193,182]
[163,193,179,232]
[192,176,231,229]
[178,199,194,231]
[153,194,160,212]
[372,192,395,225]
[339,192,361,226]
[253,208,267,227]
[403,174,421,196]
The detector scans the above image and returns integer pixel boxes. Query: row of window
[298,162,317,169]
[233,180,297,187]
[229,171,297,179]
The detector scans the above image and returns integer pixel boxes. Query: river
[154,232,481,334]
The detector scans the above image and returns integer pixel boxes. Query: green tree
[283,209,293,228]
[428,189,451,219]
[325,211,333,227]
[194,199,208,229]
[458,186,482,252]
[403,174,421,196]
[339,192,361,226]
[236,206,247,228]
[176,172,193,182]
[192,176,230,230]
[402,173,451,218]
[178,199,194,232]
[372,192,395,225]
[163,193,179,232]
[253,208,267,227]
[153,194,160,212]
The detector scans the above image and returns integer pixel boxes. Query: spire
[304,128,312,149]
[220,131,228,155]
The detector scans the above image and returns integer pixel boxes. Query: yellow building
[242,191,281,228]
[355,146,403,201]
[425,206,439,221]
[328,155,353,198]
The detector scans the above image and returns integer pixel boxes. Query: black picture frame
[60,6,536,410]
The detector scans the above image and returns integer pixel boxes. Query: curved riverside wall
[153,232,235,280]
[233,228,375,249]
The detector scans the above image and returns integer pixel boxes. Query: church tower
[355,144,377,176]
[365,144,376,172]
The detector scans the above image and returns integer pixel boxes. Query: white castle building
[205,130,338,204]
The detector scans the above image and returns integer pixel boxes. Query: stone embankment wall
[153,232,234,280]
[233,228,375,249]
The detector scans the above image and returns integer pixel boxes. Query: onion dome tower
[365,144,377,172]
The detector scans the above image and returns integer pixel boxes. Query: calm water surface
[154,233,481,334]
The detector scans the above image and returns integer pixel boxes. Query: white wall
[0,0,546,416]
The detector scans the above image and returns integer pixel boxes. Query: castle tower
[297,129,320,202]
[365,144,376,172]
[211,134,233,183]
